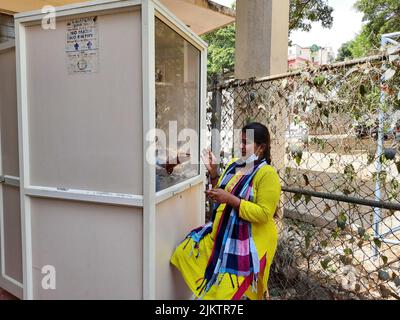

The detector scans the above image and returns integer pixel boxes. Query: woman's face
[240,132,260,159]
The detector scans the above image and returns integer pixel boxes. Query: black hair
[241,122,272,165]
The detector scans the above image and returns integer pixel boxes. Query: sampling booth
[8,0,207,299]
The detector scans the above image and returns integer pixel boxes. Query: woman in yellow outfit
[170,122,281,300]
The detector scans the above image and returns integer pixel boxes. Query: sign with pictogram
[66,16,99,74]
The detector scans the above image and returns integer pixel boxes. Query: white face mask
[245,153,259,164]
[237,153,258,165]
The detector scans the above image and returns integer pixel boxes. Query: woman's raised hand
[205,189,241,209]
[201,148,218,178]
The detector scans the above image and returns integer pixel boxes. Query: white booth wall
[26,10,143,194]
[0,43,23,298]
[155,184,203,299]
[31,199,143,299]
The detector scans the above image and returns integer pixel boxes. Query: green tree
[337,29,371,61]
[202,23,235,79]
[355,0,400,52]
[202,0,334,78]
[289,0,333,34]
[336,41,353,61]
[348,29,372,58]
[338,0,400,60]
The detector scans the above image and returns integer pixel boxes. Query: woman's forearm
[228,194,241,210]
[209,174,219,188]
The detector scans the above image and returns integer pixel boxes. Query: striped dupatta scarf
[183,159,267,299]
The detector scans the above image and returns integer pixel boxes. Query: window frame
[153,7,207,203]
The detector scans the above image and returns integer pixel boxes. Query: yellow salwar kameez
[170,159,281,300]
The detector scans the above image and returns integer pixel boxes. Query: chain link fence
[206,49,400,299]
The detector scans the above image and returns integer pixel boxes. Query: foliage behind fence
[206,52,400,299]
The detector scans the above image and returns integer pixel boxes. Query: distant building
[288,44,336,70]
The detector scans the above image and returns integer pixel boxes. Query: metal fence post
[372,50,385,258]
[373,32,400,257]
[211,74,222,164]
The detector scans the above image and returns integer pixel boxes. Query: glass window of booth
[155,18,201,192]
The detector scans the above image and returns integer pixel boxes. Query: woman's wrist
[209,169,219,180]
[210,173,219,180]
[229,195,241,209]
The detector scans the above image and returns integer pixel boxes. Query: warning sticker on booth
[66,16,99,74]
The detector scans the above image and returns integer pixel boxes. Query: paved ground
[0,287,18,300]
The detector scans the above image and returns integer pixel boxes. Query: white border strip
[16,18,33,300]
[25,186,143,207]
[1,175,20,187]
[2,274,23,289]
[200,41,207,225]
[142,0,156,300]
[0,274,23,298]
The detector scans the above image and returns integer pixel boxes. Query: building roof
[0,0,235,35]
[288,56,312,62]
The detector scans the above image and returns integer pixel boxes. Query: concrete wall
[235,0,289,78]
